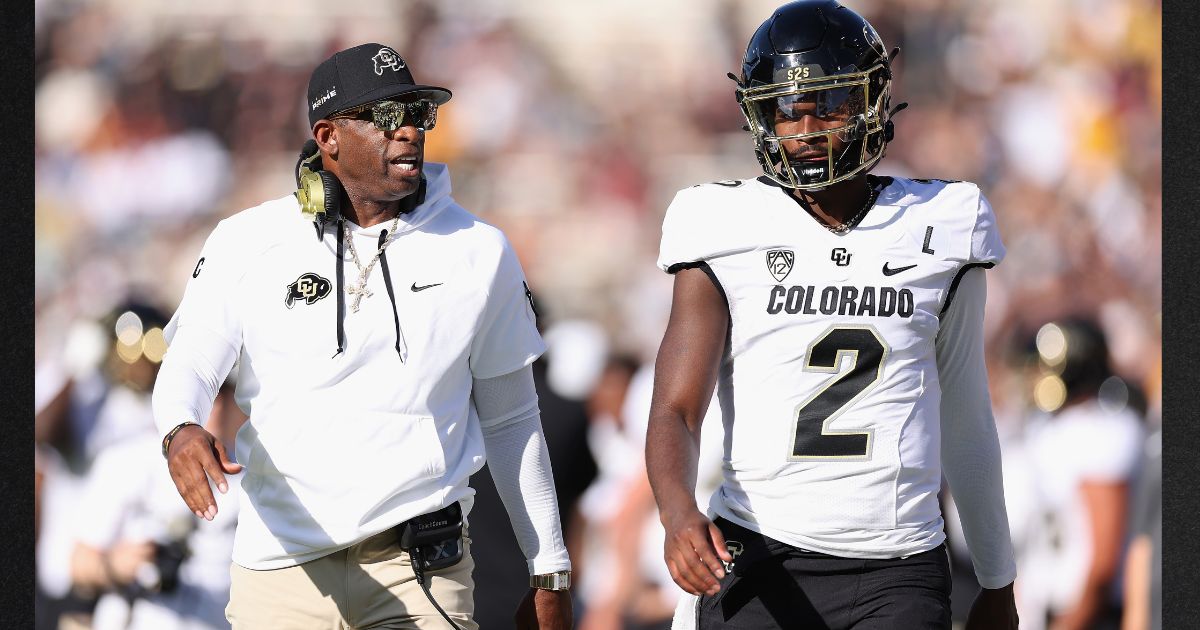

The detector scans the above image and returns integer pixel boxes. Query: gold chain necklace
[825,178,881,234]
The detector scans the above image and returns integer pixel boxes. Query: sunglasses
[330,99,439,131]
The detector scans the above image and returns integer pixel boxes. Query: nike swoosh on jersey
[410,282,443,292]
[881,262,917,276]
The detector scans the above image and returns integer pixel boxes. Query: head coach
[152,43,573,629]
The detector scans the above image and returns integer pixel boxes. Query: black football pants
[697,518,952,630]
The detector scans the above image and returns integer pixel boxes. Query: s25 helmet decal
[734,0,907,190]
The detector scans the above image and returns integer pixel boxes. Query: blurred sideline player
[1121,423,1160,630]
[646,2,1018,628]
[36,300,173,630]
[69,372,246,630]
[1017,320,1144,630]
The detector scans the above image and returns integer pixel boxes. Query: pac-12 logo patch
[766,249,795,282]
[286,273,332,308]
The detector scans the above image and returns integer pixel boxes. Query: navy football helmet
[735,0,902,190]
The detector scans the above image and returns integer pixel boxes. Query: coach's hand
[965,582,1018,630]
[661,506,733,597]
[166,424,242,521]
[514,588,572,629]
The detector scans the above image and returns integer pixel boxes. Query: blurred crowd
[34,0,1161,628]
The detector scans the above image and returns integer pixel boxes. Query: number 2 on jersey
[788,326,889,460]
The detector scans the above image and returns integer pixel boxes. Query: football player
[1020,320,1144,630]
[645,2,1018,628]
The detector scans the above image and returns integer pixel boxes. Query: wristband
[161,421,199,459]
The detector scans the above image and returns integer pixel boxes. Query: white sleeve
[473,365,571,574]
[1075,414,1144,481]
[152,324,238,438]
[969,191,1006,265]
[164,220,245,349]
[935,267,1017,589]
[469,240,546,379]
[657,186,721,273]
[153,221,244,438]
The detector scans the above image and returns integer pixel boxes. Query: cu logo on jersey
[286,273,332,308]
[831,248,853,266]
[372,47,405,75]
[766,249,795,282]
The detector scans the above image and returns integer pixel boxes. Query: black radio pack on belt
[396,502,466,630]
[398,501,465,571]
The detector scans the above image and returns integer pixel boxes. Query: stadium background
[34,0,1161,628]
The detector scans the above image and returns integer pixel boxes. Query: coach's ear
[313,120,338,158]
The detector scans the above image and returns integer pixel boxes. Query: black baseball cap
[306,43,452,128]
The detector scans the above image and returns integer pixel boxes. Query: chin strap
[884,102,909,142]
[882,46,907,143]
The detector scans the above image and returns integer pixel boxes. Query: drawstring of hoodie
[323,176,426,361]
[333,219,346,358]
[330,223,408,362]
[377,230,408,363]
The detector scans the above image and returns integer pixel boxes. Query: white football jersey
[658,175,1005,559]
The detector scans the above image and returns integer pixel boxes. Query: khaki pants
[227,528,477,629]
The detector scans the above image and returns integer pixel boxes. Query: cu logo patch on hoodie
[286,273,332,308]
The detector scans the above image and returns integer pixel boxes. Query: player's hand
[660,507,733,597]
[965,582,1018,630]
[514,588,572,629]
[165,424,242,521]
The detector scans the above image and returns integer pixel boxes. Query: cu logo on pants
[831,248,852,266]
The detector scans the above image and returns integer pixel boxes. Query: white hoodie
[154,163,545,569]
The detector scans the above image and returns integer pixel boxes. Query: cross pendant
[347,283,373,313]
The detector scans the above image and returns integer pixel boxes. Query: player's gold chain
[344,212,404,313]
[826,179,883,234]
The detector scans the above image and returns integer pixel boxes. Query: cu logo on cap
[373,48,405,75]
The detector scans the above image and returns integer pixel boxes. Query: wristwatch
[529,570,572,591]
